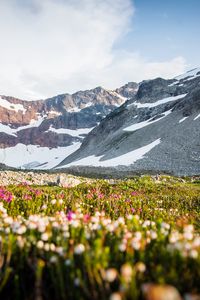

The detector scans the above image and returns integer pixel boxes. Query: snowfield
[58,139,161,168]
[0,143,81,169]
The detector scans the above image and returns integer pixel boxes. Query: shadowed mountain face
[57,68,200,176]
[0,83,138,169]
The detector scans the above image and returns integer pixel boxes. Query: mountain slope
[57,68,200,176]
[0,84,138,169]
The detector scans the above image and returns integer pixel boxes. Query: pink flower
[67,211,74,221]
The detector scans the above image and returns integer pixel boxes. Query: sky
[0,0,199,100]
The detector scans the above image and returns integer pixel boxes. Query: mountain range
[0,83,138,169]
[0,68,200,176]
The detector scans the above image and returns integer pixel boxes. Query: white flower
[184,242,192,251]
[121,264,132,282]
[56,246,64,256]
[51,199,57,205]
[131,240,141,250]
[134,231,142,240]
[37,240,44,249]
[4,216,13,225]
[28,222,37,230]
[118,243,126,252]
[50,243,56,251]
[105,268,118,282]
[74,244,85,255]
[65,259,71,266]
[44,243,50,251]
[41,233,49,241]
[183,232,193,241]
[184,225,194,233]
[109,292,122,300]
[71,220,80,228]
[193,237,200,247]
[169,231,180,243]
[117,217,125,225]
[142,220,151,227]
[161,222,170,230]
[135,262,146,273]
[74,278,80,286]
[150,230,157,239]
[189,249,198,259]
[17,225,27,235]
[50,256,58,263]
[17,236,25,248]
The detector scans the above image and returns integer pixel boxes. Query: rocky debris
[0,171,92,187]
[57,69,200,176]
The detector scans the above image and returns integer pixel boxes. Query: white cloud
[0,0,187,100]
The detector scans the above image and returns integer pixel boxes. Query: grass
[0,175,200,299]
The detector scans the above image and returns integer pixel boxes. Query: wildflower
[4,216,13,225]
[131,240,141,250]
[135,262,146,273]
[109,292,122,300]
[150,230,157,239]
[58,199,63,205]
[119,243,126,252]
[193,237,200,247]
[74,244,85,255]
[105,268,118,282]
[41,233,49,241]
[74,278,80,286]
[51,199,57,205]
[65,259,71,266]
[17,225,27,235]
[67,211,74,221]
[183,231,193,241]
[189,249,198,259]
[134,231,142,240]
[17,236,25,248]
[44,243,50,251]
[37,240,44,249]
[50,243,56,251]
[121,264,132,282]
[50,256,58,263]
[131,191,138,196]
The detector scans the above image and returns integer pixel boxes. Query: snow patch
[58,139,161,168]
[128,94,187,108]
[48,126,94,137]
[0,123,17,137]
[179,117,188,123]
[0,116,45,136]
[16,117,45,131]
[0,143,81,169]
[124,109,172,132]
[194,113,200,121]
[0,97,26,114]
[175,68,200,81]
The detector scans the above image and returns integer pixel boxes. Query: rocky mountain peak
[115,82,138,98]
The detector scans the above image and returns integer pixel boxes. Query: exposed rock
[57,68,200,176]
